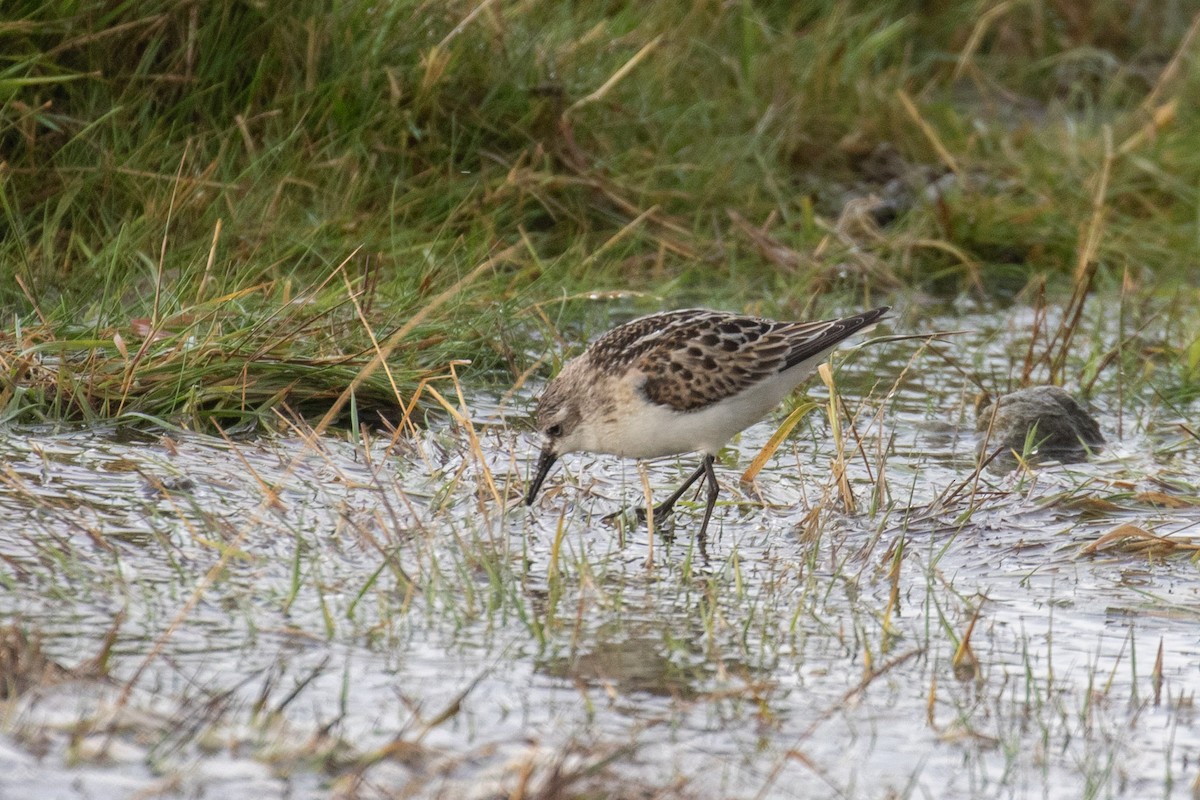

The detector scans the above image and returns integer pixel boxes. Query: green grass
[2,1,1200,428]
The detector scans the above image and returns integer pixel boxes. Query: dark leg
[638,455,720,534]
[695,455,720,545]
[617,456,720,552]
[648,459,709,519]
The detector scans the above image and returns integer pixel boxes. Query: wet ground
[0,304,1197,799]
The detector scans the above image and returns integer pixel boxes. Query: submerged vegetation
[2,0,1200,426]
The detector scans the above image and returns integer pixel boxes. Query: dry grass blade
[867,330,972,347]
[437,0,503,49]
[566,34,663,115]
[577,204,660,271]
[638,462,655,568]
[818,362,854,512]
[882,535,905,639]
[1135,9,1200,115]
[1117,99,1178,156]
[952,605,983,682]
[896,88,960,174]
[952,0,1021,82]
[1152,637,1164,706]
[1132,491,1199,509]
[740,400,820,485]
[425,363,501,509]
[313,243,517,437]
[1044,126,1112,382]
[1078,522,1200,556]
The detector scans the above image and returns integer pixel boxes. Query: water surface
[0,304,1197,799]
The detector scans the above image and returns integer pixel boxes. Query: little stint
[526,306,890,542]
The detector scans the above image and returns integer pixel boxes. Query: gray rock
[976,386,1104,463]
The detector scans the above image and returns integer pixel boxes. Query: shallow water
[0,304,1198,799]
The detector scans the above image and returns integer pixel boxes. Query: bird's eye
[547,423,563,437]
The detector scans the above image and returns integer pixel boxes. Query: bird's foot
[633,503,677,525]
[602,504,677,535]
[601,507,634,529]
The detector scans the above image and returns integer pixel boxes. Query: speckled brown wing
[633,307,890,412]
[584,309,725,375]
[635,312,796,412]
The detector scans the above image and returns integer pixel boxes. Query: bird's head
[525,373,586,505]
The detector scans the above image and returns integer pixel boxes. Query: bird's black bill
[525,448,558,505]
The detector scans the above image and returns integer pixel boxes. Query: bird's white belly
[589,362,820,458]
